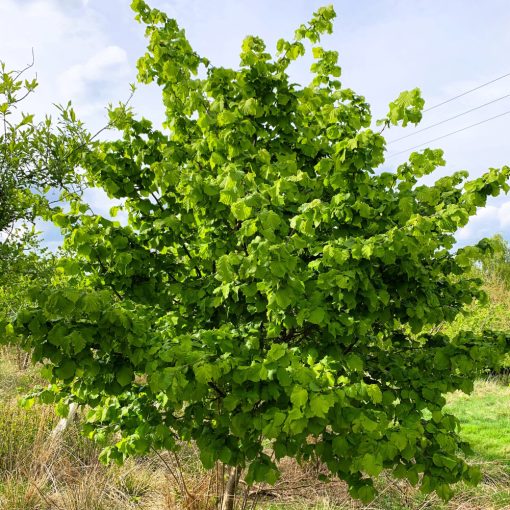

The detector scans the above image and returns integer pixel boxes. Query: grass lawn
[446,379,510,463]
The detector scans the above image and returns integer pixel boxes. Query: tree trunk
[221,466,242,510]
[50,403,78,440]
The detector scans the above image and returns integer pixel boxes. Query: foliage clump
[0,59,87,285]
[6,1,510,503]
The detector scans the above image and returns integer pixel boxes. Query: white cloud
[84,188,128,225]
[58,45,129,99]
[456,199,510,245]
[501,202,510,229]
[0,0,133,130]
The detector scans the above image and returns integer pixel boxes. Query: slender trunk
[50,403,78,439]
[221,466,241,510]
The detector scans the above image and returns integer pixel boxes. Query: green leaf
[389,432,407,451]
[241,98,258,116]
[217,110,237,126]
[360,453,383,477]
[116,365,134,387]
[359,486,376,503]
[309,393,334,418]
[194,363,214,383]
[312,46,323,58]
[231,200,252,220]
[290,386,308,408]
[259,210,281,231]
[332,436,348,455]
[366,385,382,404]
[53,213,69,228]
[434,350,450,370]
[67,331,86,353]
[216,255,235,283]
[346,354,363,372]
[267,343,287,362]
[308,308,326,325]
[436,483,453,501]
[275,287,294,309]
[55,359,76,380]
[199,448,215,470]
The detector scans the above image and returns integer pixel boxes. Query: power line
[387,93,510,144]
[424,71,510,112]
[387,109,510,159]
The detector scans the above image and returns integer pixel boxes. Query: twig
[27,477,62,510]
[209,381,226,398]
[151,448,183,494]
[182,242,203,278]
[172,451,192,499]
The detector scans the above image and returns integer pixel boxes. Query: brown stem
[151,449,182,492]
[182,242,203,278]
[221,466,242,510]
[208,381,226,398]
[172,451,192,499]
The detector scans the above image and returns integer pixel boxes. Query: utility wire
[388,93,510,144]
[387,109,510,159]
[424,71,510,112]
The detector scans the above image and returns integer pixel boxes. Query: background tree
[0,57,89,282]
[445,235,510,373]
[475,234,510,286]
[6,1,510,504]
[0,57,92,368]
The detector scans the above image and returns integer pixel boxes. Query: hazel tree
[7,1,510,503]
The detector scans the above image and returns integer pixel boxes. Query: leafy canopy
[0,59,88,280]
[6,2,510,503]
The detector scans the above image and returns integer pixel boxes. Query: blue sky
[1,0,510,248]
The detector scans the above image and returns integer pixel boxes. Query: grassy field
[0,348,510,510]
[445,380,510,463]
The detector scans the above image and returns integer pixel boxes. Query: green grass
[445,380,510,462]
[0,348,44,400]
